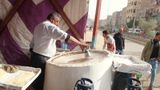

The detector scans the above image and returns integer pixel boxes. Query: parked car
[128,28,143,34]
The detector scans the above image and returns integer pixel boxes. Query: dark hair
[103,30,108,34]
[47,12,61,20]
[156,32,160,36]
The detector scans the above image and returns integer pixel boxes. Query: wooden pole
[0,0,25,34]
[49,0,83,41]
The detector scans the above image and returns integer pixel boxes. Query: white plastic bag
[112,54,151,75]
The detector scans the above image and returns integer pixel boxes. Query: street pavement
[84,31,160,90]
[124,40,160,90]
[27,31,160,90]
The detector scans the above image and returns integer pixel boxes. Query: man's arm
[113,33,118,44]
[107,36,116,53]
[122,37,125,49]
[103,38,107,49]
[67,36,88,48]
[113,34,116,40]
[141,41,149,60]
[48,25,89,48]
[107,43,115,52]
[29,38,34,52]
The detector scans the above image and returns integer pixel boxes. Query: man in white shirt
[30,12,88,90]
[102,30,116,53]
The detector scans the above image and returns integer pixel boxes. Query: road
[84,31,144,57]
[124,39,143,58]
[84,31,160,90]
[125,40,160,90]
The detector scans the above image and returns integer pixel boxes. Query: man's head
[155,32,160,41]
[47,12,61,26]
[119,27,124,33]
[103,30,109,38]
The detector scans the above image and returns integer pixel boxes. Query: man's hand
[69,36,90,50]
[79,42,90,51]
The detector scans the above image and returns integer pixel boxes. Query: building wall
[121,7,128,25]
[107,0,160,30]
[126,0,142,22]
[110,12,121,30]
[145,0,160,18]
[106,16,112,24]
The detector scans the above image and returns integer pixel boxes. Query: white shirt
[103,35,116,53]
[31,20,68,57]
[106,35,115,44]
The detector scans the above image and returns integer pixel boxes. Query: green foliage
[135,20,139,27]
[127,19,134,28]
[105,23,112,32]
[155,16,160,31]
[126,19,139,28]
[139,18,157,33]
[146,31,156,38]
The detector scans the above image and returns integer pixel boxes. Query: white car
[128,28,143,34]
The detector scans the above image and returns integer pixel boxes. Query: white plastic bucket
[44,50,113,90]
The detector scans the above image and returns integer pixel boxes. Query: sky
[88,0,128,20]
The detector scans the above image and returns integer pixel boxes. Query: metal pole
[91,0,102,48]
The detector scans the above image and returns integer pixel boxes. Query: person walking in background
[141,32,160,90]
[30,12,89,90]
[102,30,116,53]
[113,28,125,55]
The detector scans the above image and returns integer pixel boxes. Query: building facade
[125,0,143,22]
[106,0,160,30]
[145,0,160,19]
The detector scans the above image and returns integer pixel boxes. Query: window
[134,1,137,5]
[133,9,136,13]
[156,0,160,5]
[157,9,159,13]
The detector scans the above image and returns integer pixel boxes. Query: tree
[155,15,160,31]
[139,18,157,33]
[105,23,112,33]
[126,19,139,28]
[127,19,134,28]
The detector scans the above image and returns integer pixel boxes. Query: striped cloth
[0,0,88,65]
